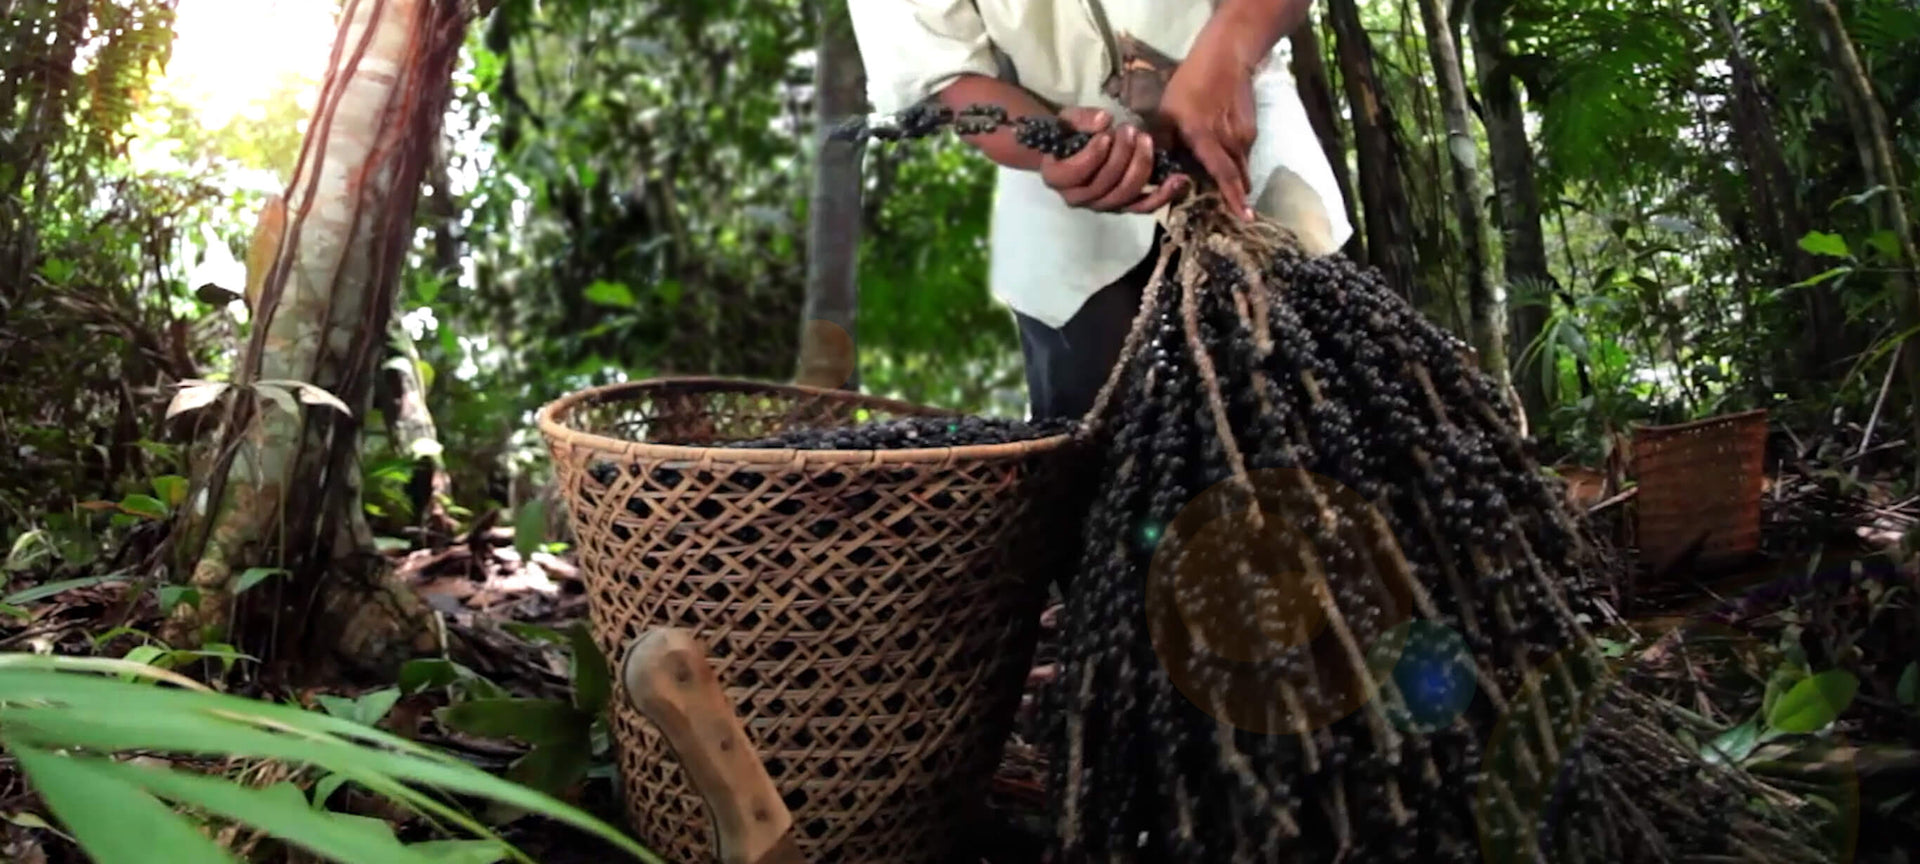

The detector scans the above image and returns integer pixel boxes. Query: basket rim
[1629,407,1770,440]
[536,376,1074,465]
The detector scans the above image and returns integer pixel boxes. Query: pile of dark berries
[712,415,1077,451]
[838,103,1829,864]
[574,414,1075,548]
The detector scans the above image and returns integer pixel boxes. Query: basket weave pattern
[1631,408,1769,574]
[539,378,1076,863]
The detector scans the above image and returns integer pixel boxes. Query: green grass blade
[8,743,238,864]
[1,573,129,605]
[73,754,441,864]
[0,665,662,863]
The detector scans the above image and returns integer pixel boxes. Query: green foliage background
[0,0,1914,585]
[1,0,1908,519]
[1,0,1918,859]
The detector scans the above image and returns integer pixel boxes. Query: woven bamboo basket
[537,377,1081,864]
[1631,408,1769,577]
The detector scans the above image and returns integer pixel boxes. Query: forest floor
[2,428,1918,863]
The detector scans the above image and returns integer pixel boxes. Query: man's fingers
[1075,127,1149,209]
[1222,176,1251,222]
[1228,120,1254,191]
[1043,132,1112,190]
[1206,123,1254,221]
[1213,114,1253,199]
[1058,107,1112,134]
[1126,173,1189,214]
[1087,126,1143,199]
[1088,131,1155,211]
[1189,135,1251,220]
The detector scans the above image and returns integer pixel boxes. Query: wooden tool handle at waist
[622,628,801,864]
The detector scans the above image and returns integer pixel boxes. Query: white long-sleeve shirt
[847,0,1353,329]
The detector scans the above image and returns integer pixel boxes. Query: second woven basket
[538,377,1082,864]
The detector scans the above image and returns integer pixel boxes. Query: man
[847,0,1353,421]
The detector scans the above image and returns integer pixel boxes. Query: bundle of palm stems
[832,104,1827,863]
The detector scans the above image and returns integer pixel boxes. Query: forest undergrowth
[5,0,1920,860]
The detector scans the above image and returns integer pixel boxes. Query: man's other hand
[1157,47,1258,221]
[1040,107,1189,214]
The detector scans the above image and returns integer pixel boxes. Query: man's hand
[1155,0,1314,222]
[1157,50,1258,221]
[1040,107,1189,214]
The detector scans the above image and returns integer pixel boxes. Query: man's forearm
[1204,0,1314,72]
[933,74,1054,172]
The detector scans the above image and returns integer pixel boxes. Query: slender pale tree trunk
[795,0,865,391]
[1469,0,1553,424]
[387,132,460,543]
[1288,9,1364,265]
[1325,0,1418,303]
[1417,0,1507,391]
[1711,0,1848,387]
[1803,0,1920,460]
[169,0,473,676]
[378,319,456,542]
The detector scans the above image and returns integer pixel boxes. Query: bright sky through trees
[133,0,337,305]
[157,0,337,129]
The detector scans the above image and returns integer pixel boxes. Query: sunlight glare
[158,0,339,130]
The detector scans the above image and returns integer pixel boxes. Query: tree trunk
[1325,0,1419,302]
[377,319,457,544]
[1469,0,1554,425]
[397,131,461,543]
[1288,9,1364,265]
[1803,0,1920,461]
[795,0,865,391]
[1417,0,1507,391]
[425,131,464,281]
[1712,0,1848,387]
[168,0,473,677]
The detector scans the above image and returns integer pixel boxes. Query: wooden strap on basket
[623,628,804,864]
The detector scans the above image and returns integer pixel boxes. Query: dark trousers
[1014,236,1162,421]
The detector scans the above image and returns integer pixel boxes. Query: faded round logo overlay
[1143,467,1423,735]
[796,319,856,389]
[1374,618,1479,735]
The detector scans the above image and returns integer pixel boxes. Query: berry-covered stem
[832,102,1198,187]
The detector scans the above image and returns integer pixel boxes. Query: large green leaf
[235,567,287,595]
[438,698,588,746]
[514,500,546,561]
[1766,669,1858,733]
[1701,715,1763,765]
[118,494,168,520]
[1797,231,1850,259]
[582,280,634,307]
[0,656,662,864]
[151,475,190,509]
[316,687,403,728]
[503,729,594,806]
[10,744,238,864]
[64,755,439,864]
[566,622,611,716]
